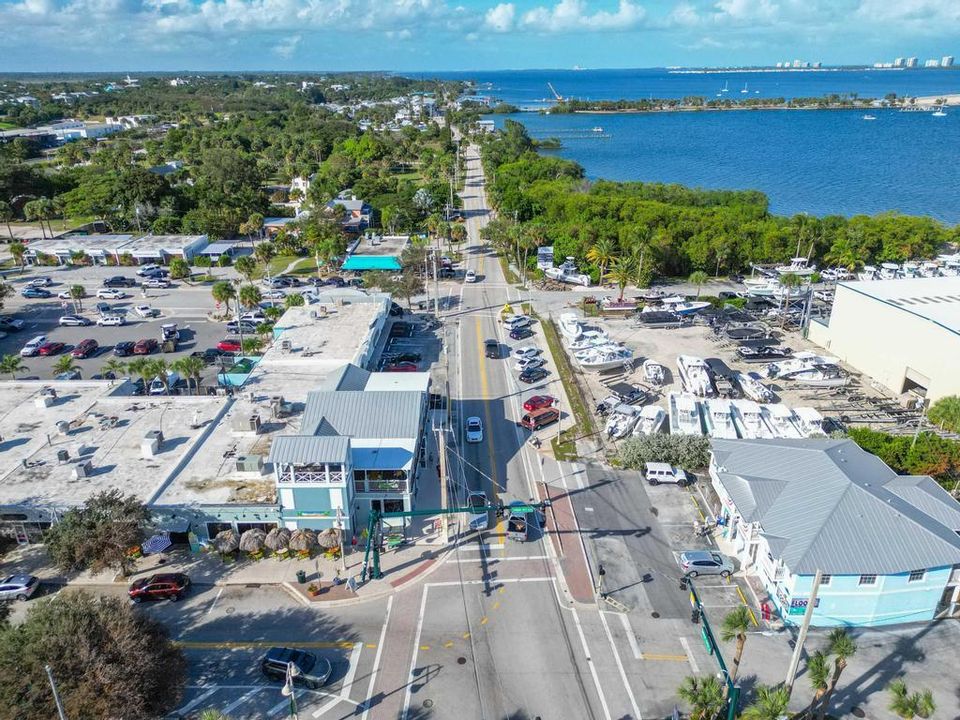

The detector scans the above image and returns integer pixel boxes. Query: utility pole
[45,665,67,720]
[785,568,823,696]
[437,427,450,541]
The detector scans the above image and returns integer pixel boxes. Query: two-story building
[709,438,960,626]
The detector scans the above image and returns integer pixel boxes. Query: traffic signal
[495,502,505,519]
[691,607,701,624]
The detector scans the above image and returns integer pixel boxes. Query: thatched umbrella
[213,529,239,554]
[317,527,342,550]
[288,528,317,553]
[264,527,291,552]
[239,528,267,553]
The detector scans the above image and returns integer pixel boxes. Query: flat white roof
[838,277,960,336]
[27,235,135,254]
[126,234,208,255]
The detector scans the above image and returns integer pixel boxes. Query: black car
[104,276,138,288]
[113,341,136,357]
[261,647,332,689]
[389,302,404,317]
[485,339,500,359]
[323,276,346,287]
[519,367,549,384]
[382,352,421,364]
[191,348,231,364]
[0,319,23,333]
[509,327,534,341]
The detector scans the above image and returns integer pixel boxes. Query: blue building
[709,438,960,627]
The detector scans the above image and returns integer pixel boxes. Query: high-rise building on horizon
[924,58,940,67]
[943,56,955,67]
[906,57,918,68]
[894,57,904,67]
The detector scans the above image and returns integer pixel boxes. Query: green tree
[146,358,170,394]
[888,679,936,719]
[0,354,28,379]
[285,292,305,308]
[689,270,710,298]
[171,356,206,395]
[816,629,857,720]
[241,337,264,355]
[100,358,128,380]
[194,254,213,269]
[253,239,276,269]
[234,255,258,284]
[802,650,831,718]
[43,489,151,576]
[0,591,186,718]
[604,257,636,302]
[211,280,236,315]
[69,284,86,312]
[0,281,12,312]
[0,200,15,241]
[720,605,753,686]
[52,355,78,377]
[928,395,960,433]
[393,270,425,310]
[741,684,790,720]
[238,284,262,310]
[126,357,155,392]
[677,675,726,720]
[169,257,190,280]
[8,241,26,271]
[586,236,616,283]
[69,250,90,266]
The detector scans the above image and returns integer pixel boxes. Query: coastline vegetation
[549,93,885,114]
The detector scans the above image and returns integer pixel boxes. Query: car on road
[133,338,159,355]
[97,314,126,326]
[58,315,91,327]
[38,341,65,356]
[262,289,286,300]
[127,573,191,603]
[260,647,332,689]
[523,395,555,412]
[467,490,489,531]
[55,368,82,381]
[509,327,534,341]
[57,289,80,300]
[677,550,734,578]
[142,277,171,288]
[464,269,477,283]
[103,276,138,288]
[26,277,53,287]
[133,304,156,318]
[96,288,127,300]
[514,356,546,372]
[465,416,484,443]
[113,341,135,357]
[384,361,419,372]
[71,339,99,358]
[20,335,47,357]
[217,338,242,353]
[519,366,548,384]
[484,339,500,359]
[21,287,51,299]
[0,574,40,602]
[513,346,541,360]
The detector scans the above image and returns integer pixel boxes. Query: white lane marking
[360,595,393,720]
[457,542,504,551]
[401,586,431,720]
[176,686,220,715]
[679,636,701,674]
[223,686,265,714]
[311,696,342,718]
[584,507,594,512]
[571,607,612,720]
[448,555,549,564]
[206,587,224,615]
[618,613,642,660]
[269,696,293,716]
[339,642,363,703]
[427,577,554,588]
[598,610,642,720]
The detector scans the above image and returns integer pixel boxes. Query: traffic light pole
[681,577,740,720]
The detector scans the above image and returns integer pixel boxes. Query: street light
[281,661,300,720]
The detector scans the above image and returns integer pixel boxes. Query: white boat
[703,399,739,439]
[721,81,729,93]
[568,330,609,350]
[735,372,775,402]
[743,282,790,299]
[741,83,749,94]
[546,257,591,287]
[558,312,583,341]
[761,404,804,439]
[574,343,622,361]
[765,351,837,379]
[676,355,715,397]
[775,257,817,277]
[932,108,947,117]
[862,114,877,120]
[591,126,604,133]
[857,265,879,281]
[633,405,666,436]
[791,364,851,388]
[605,405,640,439]
[793,407,827,437]
[642,359,665,386]
[668,392,704,436]
[766,352,850,387]
[731,399,775,439]
[580,346,634,372]
[642,295,710,316]
[879,262,900,280]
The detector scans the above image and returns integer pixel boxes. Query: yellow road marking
[420,645,431,651]
[689,493,706,521]
[492,601,500,610]
[462,632,471,639]
[735,585,759,626]
[498,587,505,594]
[443,641,454,648]
[640,653,689,662]
[480,616,489,625]
[177,641,360,650]
[474,316,504,555]
[365,643,377,649]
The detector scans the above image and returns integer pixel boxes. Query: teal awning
[342,255,402,271]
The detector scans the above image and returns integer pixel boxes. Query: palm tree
[234,256,258,284]
[450,222,467,245]
[285,292,305,308]
[720,605,752,686]
[69,284,86,312]
[198,711,231,720]
[126,357,154,392]
[0,354,28,379]
[887,680,935,719]
[100,358,127,382]
[52,355,78,377]
[238,284,262,310]
[586,237,615,284]
[741,684,790,720]
[604,257,637,302]
[171,356,205,395]
[678,676,726,720]
[689,270,710,298]
[802,650,831,719]
[816,629,857,720]
[146,358,170,394]
[0,200,16,241]
[211,280,236,316]
[9,241,26,272]
[253,240,276,274]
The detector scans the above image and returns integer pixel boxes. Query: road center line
[360,595,393,720]
[401,586,431,720]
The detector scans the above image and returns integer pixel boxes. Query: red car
[127,573,191,603]
[385,361,418,372]
[38,341,65,356]
[523,395,556,412]
[71,339,99,359]
[217,338,242,353]
[133,338,159,355]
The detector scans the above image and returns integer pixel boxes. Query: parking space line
[206,587,224,615]
[222,686,265,715]
[175,686,220,715]
[360,595,392,720]
[269,695,293,716]
[679,637,701,674]
[617,613,641,660]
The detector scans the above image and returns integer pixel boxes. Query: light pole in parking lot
[45,664,68,720]
[281,661,300,719]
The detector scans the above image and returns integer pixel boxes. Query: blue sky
[0,0,958,72]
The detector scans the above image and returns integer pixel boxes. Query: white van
[643,462,689,486]
[149,370,180,395]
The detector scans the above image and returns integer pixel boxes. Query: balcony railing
[354,479,410,495]
[279,467,348,485]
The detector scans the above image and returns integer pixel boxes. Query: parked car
[97,314,126,326]
[523,395,555,412]
[57,289,79,300]
[133,305,156,318]
[26,276,53,287]
[217,338,242,353]
[384,361,419,372]
[519,367,548,384]
[518,406,560,430]
[261,647,332,689]
[262,289,286,300]
[21,287,51,299]
[322,276,346,287]
[38,341,65,356]
[127,573,191,603]
[136,264,162,277]
[0,318,24,333]
[103,276,138,288]
[20,335,47,357]
[389,322,413,338]
[133,338,159,355]
[381,352,421,364]
[226,320,259,333]
[94,302,112,315]
[515,356,546,372]
[0,574,40,602]
[505,316,532,330]
[59,315,91,327]
[643,462,689,486]
[142,277,171,289]
[191,348,230,364]
[465,416,484,443]
[513,346,541,360]
[113,341,135,357]
[484,339,500,359]
[677,550,734,578]
[509,327,534,341]
[55,369,81,380]
[71,339,99,358]
[464,269,477,283]
[239,311,266,323]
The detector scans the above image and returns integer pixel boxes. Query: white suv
[465,417,483,443]
[644,462,689,486]
[20,335,47,357]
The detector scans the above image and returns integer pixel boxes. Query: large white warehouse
[809,277,960,402]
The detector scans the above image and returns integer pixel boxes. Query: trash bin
[296,570,307,584]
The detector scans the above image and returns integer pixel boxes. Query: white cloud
[484,2,515,32]
[713,0,777,23]
[668,1,700,26]
[520,0,646,32]
[273,33,301,58]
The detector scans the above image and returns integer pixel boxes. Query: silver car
[0,574,40,601]
[678,550,735,578]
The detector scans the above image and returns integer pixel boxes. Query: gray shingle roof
[316,364,371,391]
[267,436,350,465]
[302,390,422,439]
[711,438,960,575]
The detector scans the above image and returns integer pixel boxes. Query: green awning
[342,255,402,271]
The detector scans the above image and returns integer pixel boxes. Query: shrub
[620,434,712,469]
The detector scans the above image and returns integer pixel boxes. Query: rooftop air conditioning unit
[72,460,93,480]
[57,449,70,463]
[248,414,262,433]
[235,455,264,473]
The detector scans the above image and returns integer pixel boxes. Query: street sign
[701,626,714,655]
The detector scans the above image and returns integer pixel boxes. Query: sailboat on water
[741,83,748,94]
[721,80,729,93]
